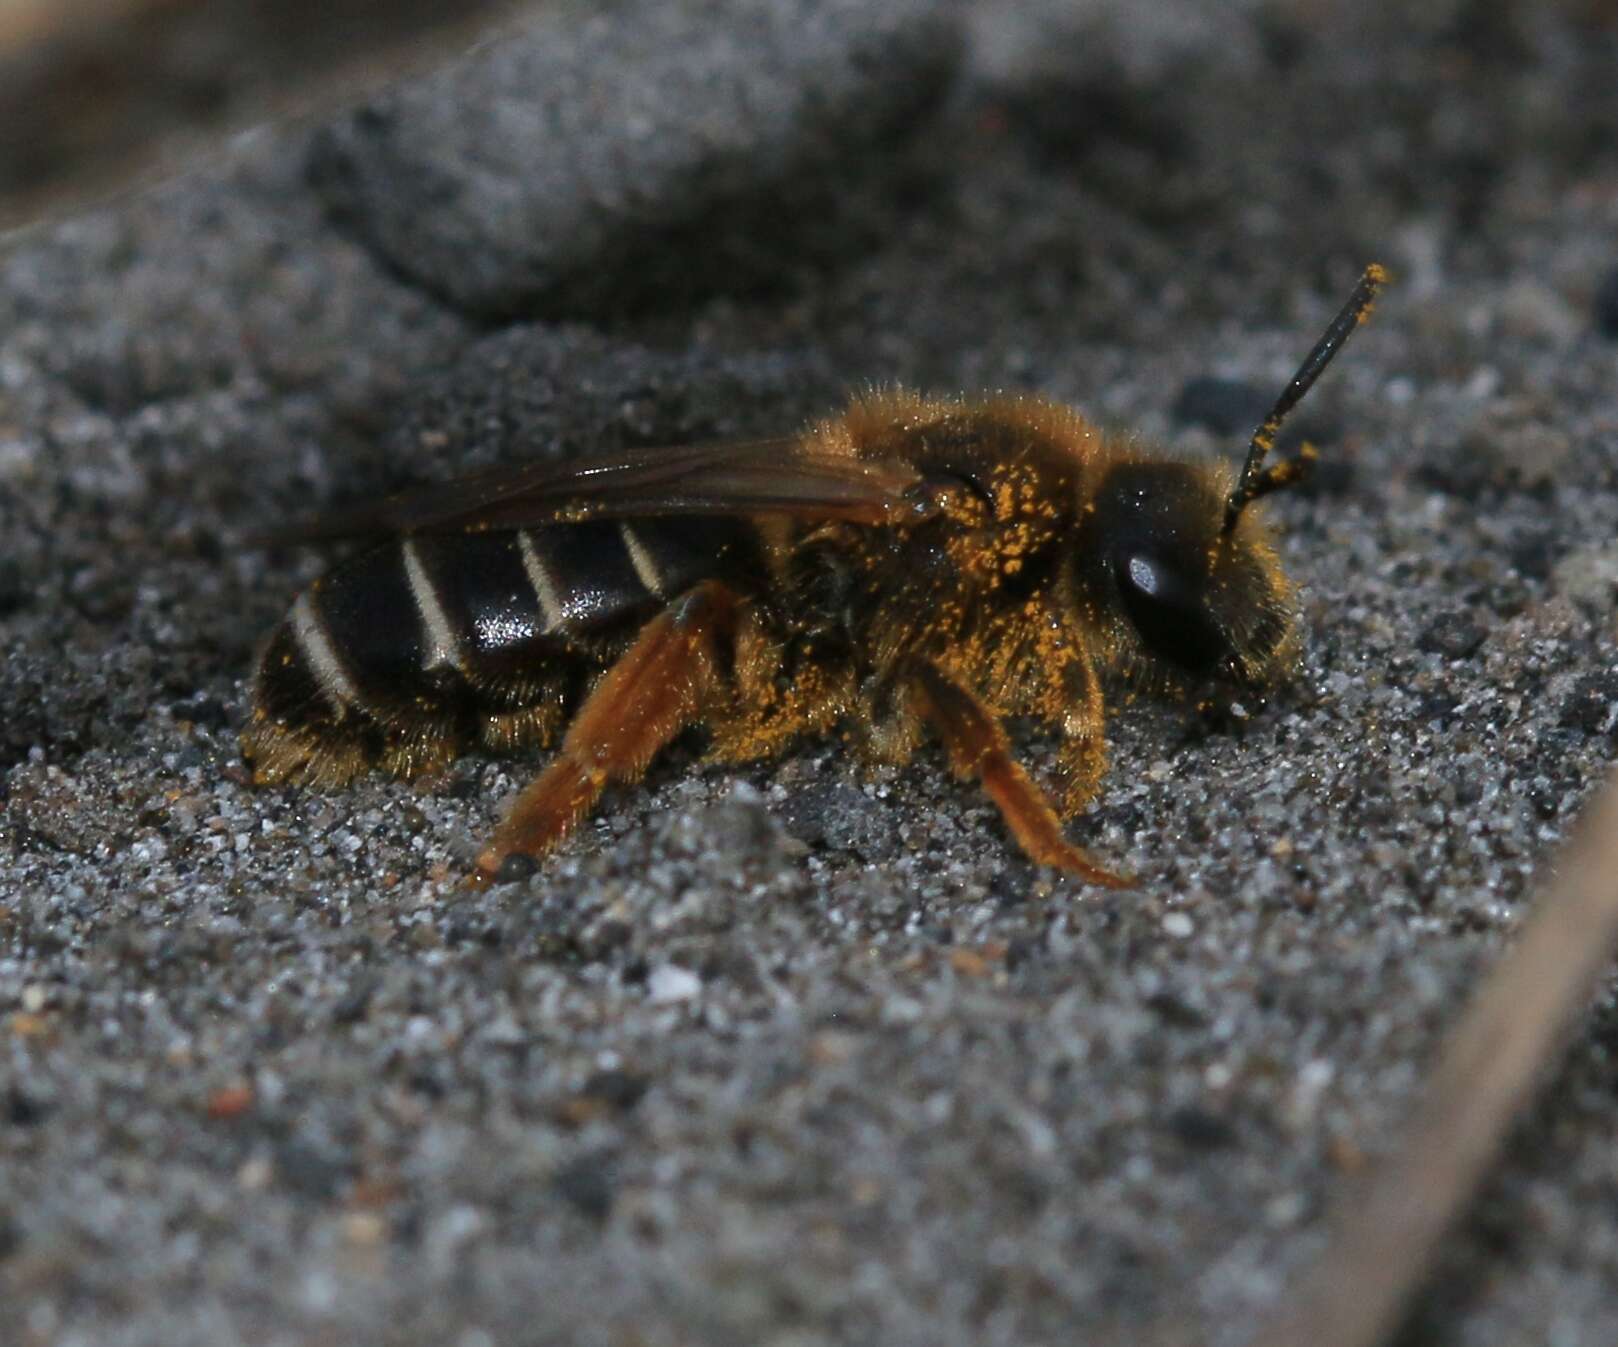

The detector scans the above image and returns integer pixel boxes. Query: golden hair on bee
[242,265,1387,887]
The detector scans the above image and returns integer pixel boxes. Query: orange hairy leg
[471,583,736,886]
[909,661,1134,888]
[1051,652,1109,818]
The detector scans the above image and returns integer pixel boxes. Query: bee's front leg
[1051,650,1110,819]
[470,582,736,886]
[907,660,1133,889]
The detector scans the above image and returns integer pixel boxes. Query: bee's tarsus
[476,582,734,876]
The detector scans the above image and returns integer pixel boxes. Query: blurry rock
[1552,542,1618,614]
[0,0,540,231]
[1495,278,1579,347]
[307,0,962,318]
[1421,397,1571,499]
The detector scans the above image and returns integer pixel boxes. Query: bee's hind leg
[908,660,1134,889]
[470,582,736,887]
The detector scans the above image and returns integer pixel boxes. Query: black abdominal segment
[256,516,763,733]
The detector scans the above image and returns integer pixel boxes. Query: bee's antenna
[1223,263,1389,534]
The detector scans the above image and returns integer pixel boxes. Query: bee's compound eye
[1115,551,1229,676]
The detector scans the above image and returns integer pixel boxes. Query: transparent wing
[270,437,926,543]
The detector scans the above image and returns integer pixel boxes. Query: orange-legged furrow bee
[244,265,1387,887]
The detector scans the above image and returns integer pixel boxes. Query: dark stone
[331,975,378,1024]
[778,778,899,862]
[1146,991,1210,1030]
[552,1156,615,1221]
[174,694,229,730]
[1418,612,1487,659]
[1166,1105,1237,1150]
[1171,376,1270,436]
[274,1137,354,1201]
[579,1069,649,1114]
[492,852,538,886]
[1508,533,1558,581]
[1528,783,1564,820]
[0,558,27,617]
[1170,375,1332,481]
[5,1087,50,1127]
[1559,673,1618,737]
[1003,934,1040,971]
[1593,266,1618,339]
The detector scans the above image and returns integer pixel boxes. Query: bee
[243,265,1387,888]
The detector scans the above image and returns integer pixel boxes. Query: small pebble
[1418,612,1487,660]
[1559,673,1618,737]
[646,964,702,1004]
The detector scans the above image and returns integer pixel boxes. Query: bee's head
[1072,263,1388,689]
[1074,459,1296,688]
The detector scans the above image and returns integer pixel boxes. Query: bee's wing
[270,437,925,543]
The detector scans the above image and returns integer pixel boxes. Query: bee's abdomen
[247,517,762,782]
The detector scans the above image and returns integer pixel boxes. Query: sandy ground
[2,2,1618,1344]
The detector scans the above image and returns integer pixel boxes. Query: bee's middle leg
[908,660,1133,888]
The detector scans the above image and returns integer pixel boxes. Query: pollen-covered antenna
[1222,264,1389,534]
